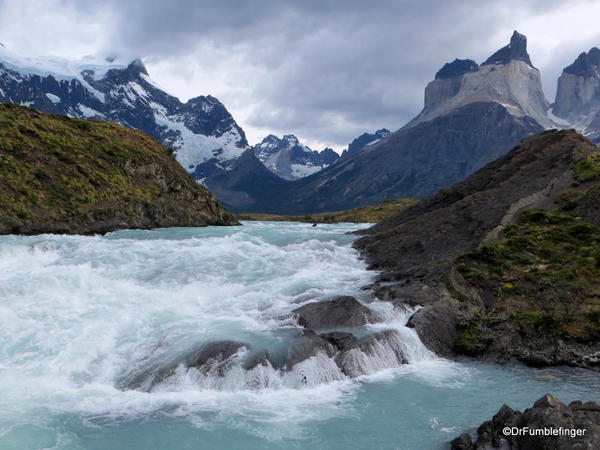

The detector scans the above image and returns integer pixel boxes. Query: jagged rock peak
[564,47,600,77]
[435,59,479,79]
[251,133,339,180]
[553,46,600,141]
[282,134,300,145]
[482,30,533,67]
[341,128,391,158]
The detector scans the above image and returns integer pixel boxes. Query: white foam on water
[0,221,461,443]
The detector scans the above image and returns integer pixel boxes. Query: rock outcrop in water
[116,340,247,391]
[118,297,411,391]
[292,296,377,328]
[450,394,600,449]
[356,129,600,368]
[0,104,237,234]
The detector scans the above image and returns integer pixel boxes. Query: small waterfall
[127,304,436,393]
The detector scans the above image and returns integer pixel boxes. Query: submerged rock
[186,341,247,376]
[406,300,460,357]
[292,296,377,329]
[116,340,247,391]
[335,330,407,377]
[319,331,358,351]
[450,394,600,449]
[284,330,337,369]
[283,328,408,379]
[242,350,271,370]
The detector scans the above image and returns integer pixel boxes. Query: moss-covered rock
[0,103,238,234]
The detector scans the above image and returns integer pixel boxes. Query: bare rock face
[482,31,533,67]
[410,30,551,130]
[553,47,600,143]
[450,394,600,449]
[199,31,552,215]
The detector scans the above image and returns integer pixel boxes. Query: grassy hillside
[453,149,600,364]
[0,103,236,234]
[238,198,417,223]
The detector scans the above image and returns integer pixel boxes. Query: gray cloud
[2,0,599,149]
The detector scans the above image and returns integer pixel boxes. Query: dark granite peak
[563,47,600,77]
[341,128,392,159]
[482,30,533,67]
[435,59,479,79]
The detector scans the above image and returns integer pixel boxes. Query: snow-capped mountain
[340,128,391,159]
[251,134,339,180]
[0,45,248,174]
[553,47,600,143]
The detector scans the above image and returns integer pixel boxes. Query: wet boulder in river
[116,340,247,392]
[292,296,377,329]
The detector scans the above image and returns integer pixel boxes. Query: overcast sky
[1,0,599,151]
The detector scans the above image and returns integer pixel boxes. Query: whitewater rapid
[2,222,596,449]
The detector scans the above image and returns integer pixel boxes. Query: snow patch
[547,108,571,127]
[0,46,129,82]
[77,104,103,118]
[150,101,246,170]
[291,163,326,179]
[45,93,61,104]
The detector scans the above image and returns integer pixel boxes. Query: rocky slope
[553,47,600,143]
[252,134,338,180]
[450,394,600,449]
[0,45,249,178]
[203,148,290,210]
[0,104,237,234]
[355,129,600,369]
[339,128,391,159]
[225,101,542,213]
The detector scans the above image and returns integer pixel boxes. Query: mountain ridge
[251,134,339,180]
[0,45,249,178]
